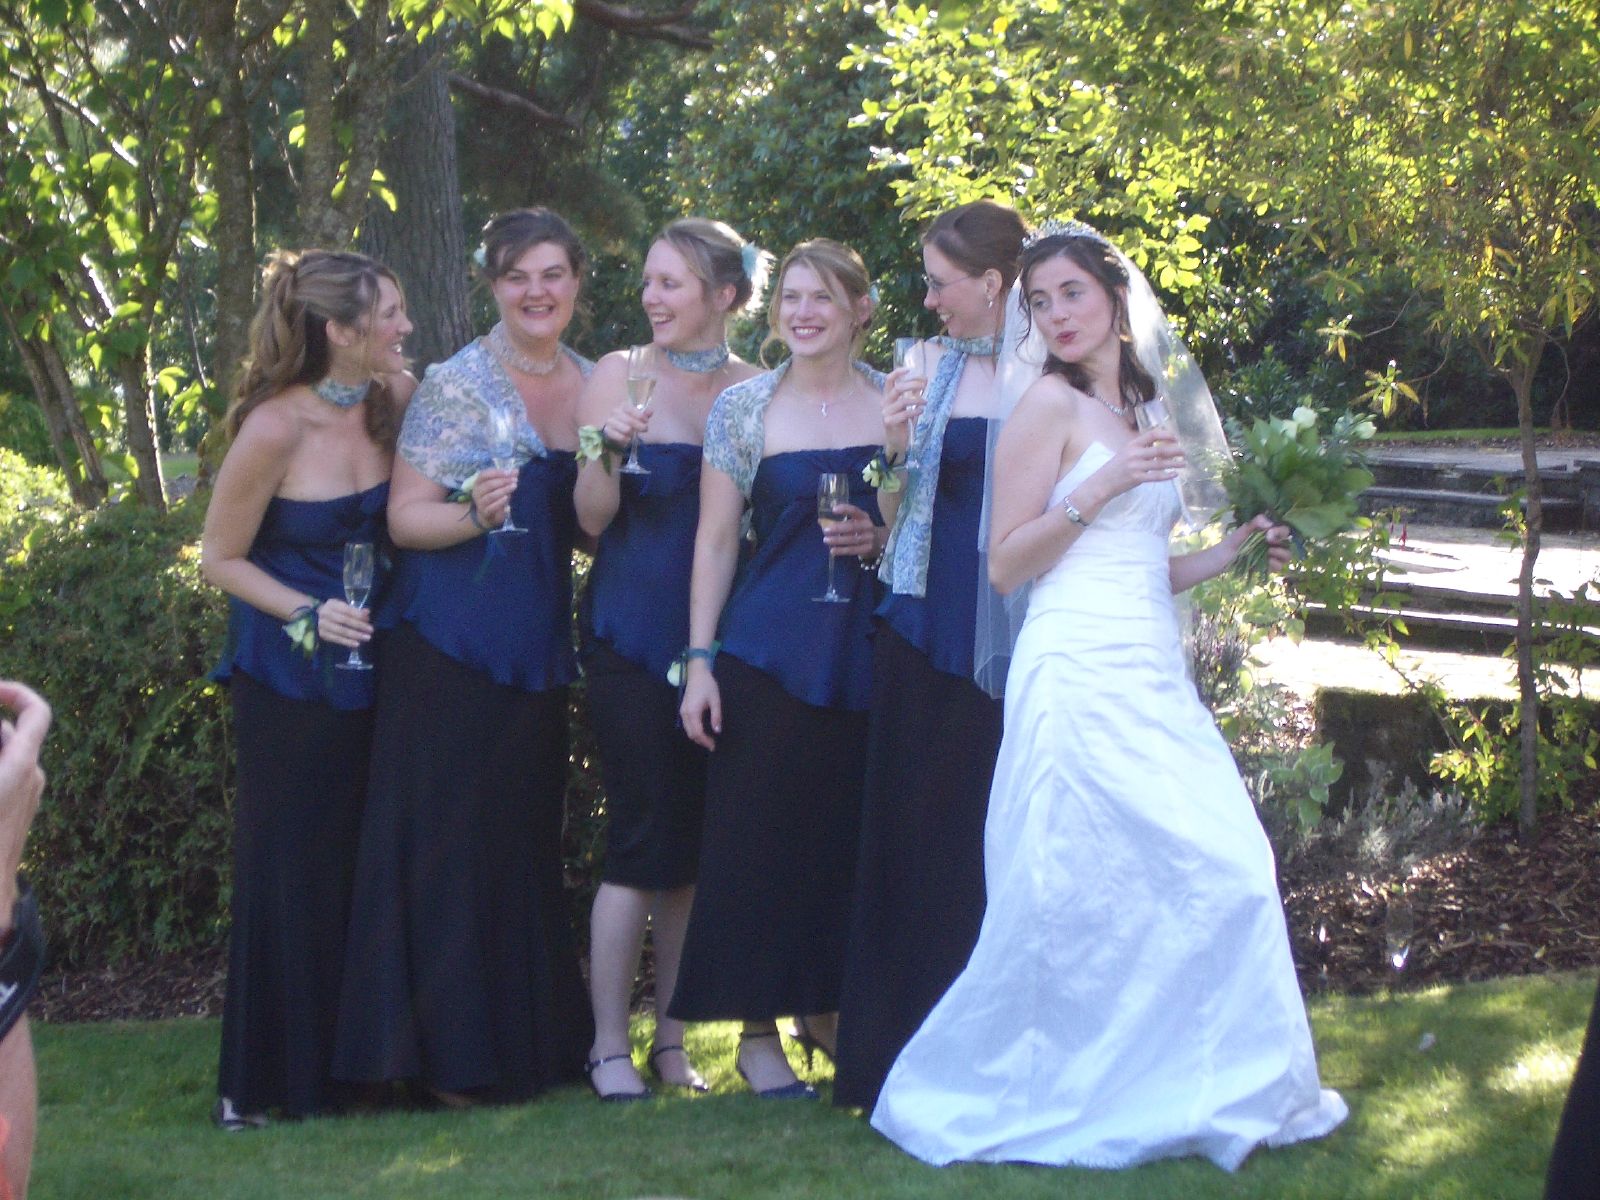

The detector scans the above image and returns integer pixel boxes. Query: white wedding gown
[871,443,1347,1171]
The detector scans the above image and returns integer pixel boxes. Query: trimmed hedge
[0,497,232,967]
[1,492,609,970]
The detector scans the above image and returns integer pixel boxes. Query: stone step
[1301,603,1600,657]
[1361,486,1581,530]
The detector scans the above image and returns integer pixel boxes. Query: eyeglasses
[921,272,974,295]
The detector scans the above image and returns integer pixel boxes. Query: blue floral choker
[314,377,370,408]
[665,343,731,373]
[932,333,999,357]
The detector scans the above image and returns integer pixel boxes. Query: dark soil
[30,801,1600,1024]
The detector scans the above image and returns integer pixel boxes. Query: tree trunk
[198,0,257,476]
[361,39,472,373]
[298,0,343,247]
[1511,350,1544,839]
[118,357,168,511]
[0,306,107,508]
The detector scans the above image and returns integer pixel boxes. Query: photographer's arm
[0,680,51,1200]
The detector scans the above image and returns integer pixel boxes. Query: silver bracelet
[1061,494,1089,527]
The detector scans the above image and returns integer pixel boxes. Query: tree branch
[573,0,711,49]
[447,71,580,131]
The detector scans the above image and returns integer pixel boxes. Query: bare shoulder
[232,392,305,456]
[1008,374,1082,431]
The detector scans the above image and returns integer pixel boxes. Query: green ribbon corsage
[577,425,624,474]
[862,449,906,493]
[282,602,320,657]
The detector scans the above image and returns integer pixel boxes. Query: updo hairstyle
[760,238,876,366]
[658,217,771,319]
[228,248,404,447]
[921,199,1028,293]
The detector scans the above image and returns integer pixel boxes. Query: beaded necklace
[665,342,731,373]
[313,377,369,408]
[488,322,562,376]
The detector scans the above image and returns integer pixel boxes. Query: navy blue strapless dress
[834,418,1007,1109]
[213,483,391,1116]
[333,453,592,1100]
[581,442,709,890]
[668,447,881,1022]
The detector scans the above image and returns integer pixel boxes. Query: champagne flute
[813,473,852,604]
[620,344,656,476]
[893,337,927,471]
[337,541,375,672]
[1384,895,1414,972]
[1133,395,1172,431]
[486,404,526,535]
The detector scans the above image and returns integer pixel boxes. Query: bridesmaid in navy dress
[574,219,763,1101]
[834,201,1028,1110]
[672,239,889,1098]
[333,209,593,1104]
[202,249,414,1127]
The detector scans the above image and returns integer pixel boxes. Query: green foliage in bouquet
[1223,406,1377,576]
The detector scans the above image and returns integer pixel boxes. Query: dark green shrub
[2,494,613,970]
[0,496,233,968]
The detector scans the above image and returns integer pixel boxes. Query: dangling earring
[987,292,995,310]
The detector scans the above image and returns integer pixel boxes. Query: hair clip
[472,245,488,268]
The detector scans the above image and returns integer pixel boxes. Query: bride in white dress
[871,223,1347,1171]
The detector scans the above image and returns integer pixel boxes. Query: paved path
[1255,522,1600,701]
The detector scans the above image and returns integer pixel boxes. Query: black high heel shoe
[585,1052,651,1103]
[788,1017,835,1071]
[647,1043,710,1094]
[735,1031,817,1100]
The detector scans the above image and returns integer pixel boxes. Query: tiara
[1023,218,1111,249]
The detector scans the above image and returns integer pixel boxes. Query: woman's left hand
[1232,513,1295,572]
[824,501,882,560]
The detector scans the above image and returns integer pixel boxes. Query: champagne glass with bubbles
[620,344,656,476]
[487,404,526,535]
[893,337,927,471]
[337,541,375,672]
[814,473,852,604]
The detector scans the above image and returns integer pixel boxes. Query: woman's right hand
[679,662,722,752]
[882,366,925,458]
[1094,429,1184,500]
[599,399,650,451]
[470,467,519,530]
[316,598,373,649]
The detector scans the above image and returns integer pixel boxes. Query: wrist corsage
[862,448,906,493]
[282,601,321,657]
[667,641,720,689]
[446,470,480,504]
[578,425,627,474]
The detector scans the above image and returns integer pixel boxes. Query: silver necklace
[1087,388,1129,420]
[314,376,369,408]
[489,322,562,376]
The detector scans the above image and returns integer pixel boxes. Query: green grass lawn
[31,972,1592,1199]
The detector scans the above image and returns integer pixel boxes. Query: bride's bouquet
[1222,406,1376,577]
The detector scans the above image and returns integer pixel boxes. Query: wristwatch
[1061,494,1089,527]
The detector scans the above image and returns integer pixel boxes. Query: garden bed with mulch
[30,798,1600,1024]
